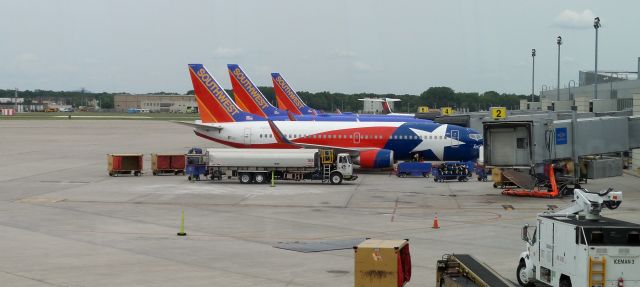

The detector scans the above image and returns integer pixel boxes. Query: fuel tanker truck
[203,148,361,184]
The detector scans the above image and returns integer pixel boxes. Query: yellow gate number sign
[491,107,507,119]
[418,106,429,113]
[441,107,453,116]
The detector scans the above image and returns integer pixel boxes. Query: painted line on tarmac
[390,196,399,222]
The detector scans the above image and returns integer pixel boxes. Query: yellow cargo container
[354,239,411,287]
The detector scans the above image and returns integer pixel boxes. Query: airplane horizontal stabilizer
[173,121,223,131]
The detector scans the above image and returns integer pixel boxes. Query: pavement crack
[0,269,65,286]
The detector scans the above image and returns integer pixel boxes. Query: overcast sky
[1,0,638,95]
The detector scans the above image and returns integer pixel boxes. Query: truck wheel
[254,173,266,184]
[134,171,141,176]
[329,172,343,185]
[239,173,252,184]
[516,261,533,287]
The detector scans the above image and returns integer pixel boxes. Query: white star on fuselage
[409,125,463,160]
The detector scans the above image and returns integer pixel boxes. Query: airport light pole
[594,17,601,99]
[531,49,536,102]
[557,36,562,101]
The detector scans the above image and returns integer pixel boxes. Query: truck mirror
[521,225,529,242]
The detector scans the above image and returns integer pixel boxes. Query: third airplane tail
[227,64,287,118]
[271,72,317,116]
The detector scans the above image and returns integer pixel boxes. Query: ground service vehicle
[185,148,207,181]
[436,254,512,287]
[433,162,471,182]
[204,148,356,184]
[518,188,639,287]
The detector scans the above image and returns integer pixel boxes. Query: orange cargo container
[107,154,143,176]
[151,154,185,175]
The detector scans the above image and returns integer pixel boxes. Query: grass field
[0,112,200,121]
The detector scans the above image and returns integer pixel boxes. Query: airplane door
[353,132,361,144]
[450,130,459,147]
[243,128,251,145]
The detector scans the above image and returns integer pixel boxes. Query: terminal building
[114,94,197,113]
[523,57,640,113]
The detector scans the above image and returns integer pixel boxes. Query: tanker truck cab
[333,153,355,184]
[517,188,640,287]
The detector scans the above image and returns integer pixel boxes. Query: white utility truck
[204,148,357,184]
[517,188,639,287]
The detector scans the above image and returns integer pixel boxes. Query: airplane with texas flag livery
[183,64,482,169]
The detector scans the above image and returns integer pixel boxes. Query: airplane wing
[173,121,223,131]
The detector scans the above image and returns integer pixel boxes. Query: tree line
[2,86,528,112]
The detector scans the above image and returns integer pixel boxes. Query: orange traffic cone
[432,213,440,229]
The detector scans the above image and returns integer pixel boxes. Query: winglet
[267,120,295,145]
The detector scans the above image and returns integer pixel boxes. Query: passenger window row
[257,133,446,140]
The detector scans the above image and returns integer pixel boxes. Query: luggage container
[396,162,432,178]
[107,154,143,176]
[151,154,185,175]
[354,239,411,287]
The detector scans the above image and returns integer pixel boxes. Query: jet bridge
[483,114,640,169]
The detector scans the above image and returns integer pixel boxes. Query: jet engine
[354,149,394,169]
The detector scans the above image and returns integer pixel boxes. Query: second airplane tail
[188,64,264,123]
[227,64,287,118]
[271,72,317,116]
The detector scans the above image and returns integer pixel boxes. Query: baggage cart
[433,162,470,182]
[151,154,185,175]
[396,162,432,178]
[107,154,143,176]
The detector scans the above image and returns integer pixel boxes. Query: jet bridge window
[516,138,528,149]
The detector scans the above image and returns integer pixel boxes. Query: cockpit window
[469,134,483,141]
